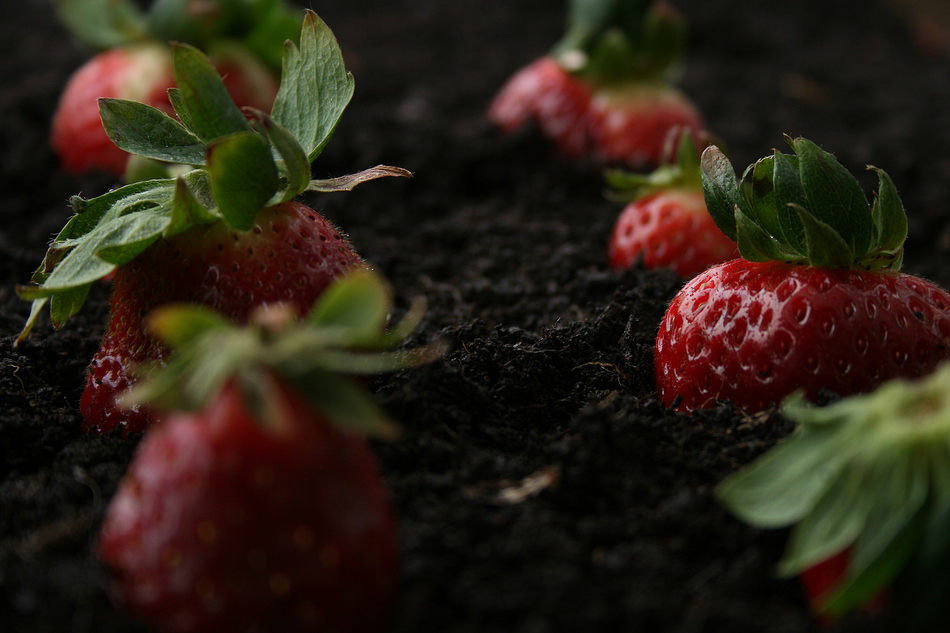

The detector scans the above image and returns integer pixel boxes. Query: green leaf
[170,43,253,143]
[271,10,355,162]
[793,137,872,256]
[99,98,207,166]
[823,508,926,617]
[700,145,744,243]
[869,166,908,256]
[734,206,787,262]
[250,111,312,201]
[55,0,147,50]
[48,285,91,330]
[146,304,234,349]
[771,151,808,255]
[294,370,400,440]
[207,132,279,231]
[718,420,854,528]
[165,175,219,237]
[307,268,391,340]
[794,204,855,268]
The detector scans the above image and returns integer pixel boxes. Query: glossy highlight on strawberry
[656,259,950,411]
[607,132,737,277]
[655,137,950,412]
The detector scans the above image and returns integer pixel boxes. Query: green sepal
[890,497,950,631]
[170,42,253,143]
[605,130,702,202]
[718,365,950,619]
[121,269,445,440]
[271,10,355,162]
[794,204,855,268]
[250,111,312,201]
[166,175,220,236]
[700,145,743,243]
[793,137,872,256]
[99,98,207,167]
[552,0,686,84]
[699,137,910,271]
[48,285,92,331]
[207,131,279,231]
[869,166,908,255]
[54,0,148,50]
[292,370,401,440]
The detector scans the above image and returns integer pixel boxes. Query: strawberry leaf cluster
[718,366,950,620]
[605,129,703,201]
[56,0,301,70]
[122,269,446,439]
[551,0,687,84]
[701,136,908,270]
[17,11,408,342]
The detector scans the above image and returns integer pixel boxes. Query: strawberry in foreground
[51,0,301,178]
[17,11,410,435]
[99,270,445,633]
[488,0,706,169]
[717,364,950,628]
[655,136,950,412]
[606,130,737,277]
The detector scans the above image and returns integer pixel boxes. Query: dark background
[3,0,950,631]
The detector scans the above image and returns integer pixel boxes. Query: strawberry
[655,136,950,412]
[51,0,299,178]
[606,130,738,277]
[17,11,410,435]
[717,365,950,626]
[98,271,444,633]
[488,0,706,169]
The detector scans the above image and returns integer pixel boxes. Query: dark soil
[2,1,949,632]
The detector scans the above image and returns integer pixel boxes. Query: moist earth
[2,1,949,632]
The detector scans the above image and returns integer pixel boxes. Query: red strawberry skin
[655,259,950,411]
[51,43,278,177]
[608,188,738,278]
[98,378,399,633]
[81,201,365,434]
[488,56,706,168]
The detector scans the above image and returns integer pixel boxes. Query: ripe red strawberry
[80,200,363,434]
[99,376,399,633]
[488,0,706,169]
[52,42,279,177]
[17,11,410,434]
[655,137,950,412]
[607,131,738,277]
[51,0,298,178]
[717,366,950,626]
[98,272,443,633]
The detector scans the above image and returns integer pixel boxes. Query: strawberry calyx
[604,128,705,202]
[701,136,908,271]
[55,0,301,71]
[17,10,410,343]
[717,365,950,621]
[551,0,688,85]
[118,269,446,439]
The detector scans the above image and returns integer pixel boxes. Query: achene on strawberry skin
[488,0,706,169]
[51,0,299,178]
[655,136,950,412]
[17,11,410,435]
[98,271,444,633]
[606,131,738,278]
